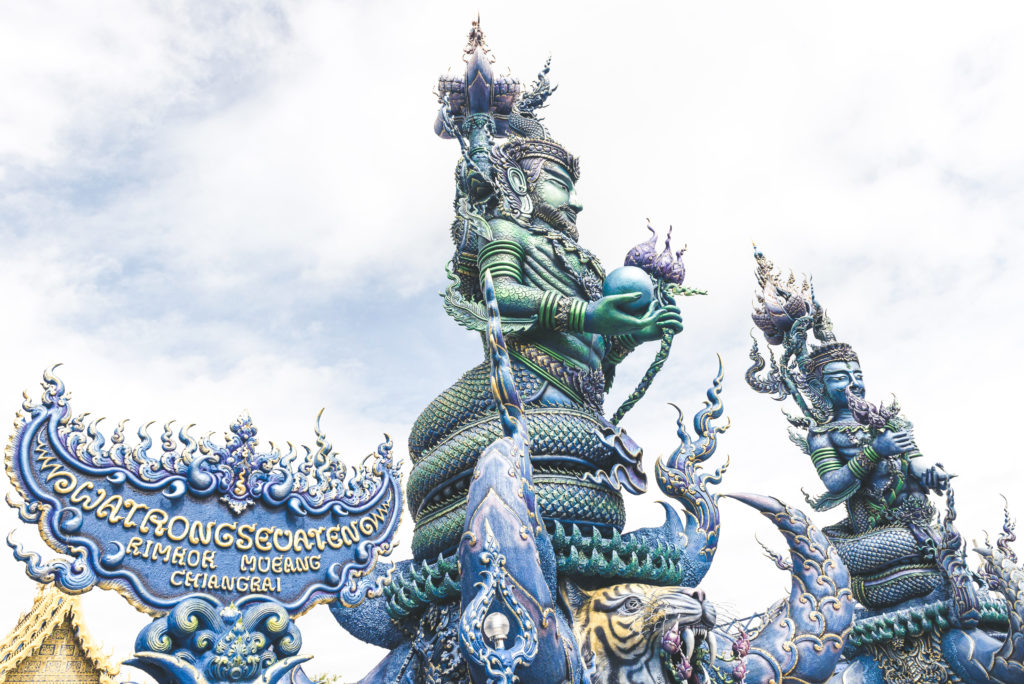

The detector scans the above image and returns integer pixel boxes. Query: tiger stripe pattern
[561,581,716,684]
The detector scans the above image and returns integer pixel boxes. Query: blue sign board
[6,368,402,617]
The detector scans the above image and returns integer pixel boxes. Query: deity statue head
[433,16,583,238]
[491,138,582,238]
[804,343,863,410]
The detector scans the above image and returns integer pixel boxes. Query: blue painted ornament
[604,266,655,315]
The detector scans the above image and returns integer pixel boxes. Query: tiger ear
[559,578,588,615]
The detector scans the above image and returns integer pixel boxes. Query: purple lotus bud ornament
[733,629,750,657]
[661,621,681,654]
[675,655,693,680]
[624,223,687,285]
[625,223,659,272]
[732,659,748,681]
[653,225,686,285]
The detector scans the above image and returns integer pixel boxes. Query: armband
[478,240,525,283]
[810,447,843,478]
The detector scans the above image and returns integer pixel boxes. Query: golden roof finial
[464,12,490,57]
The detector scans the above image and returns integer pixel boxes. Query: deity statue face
[819,360,865,409]
[529,160,583,236]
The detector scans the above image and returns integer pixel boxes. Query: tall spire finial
[464,12,490,58]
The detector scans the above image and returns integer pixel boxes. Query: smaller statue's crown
[805,342,859,378]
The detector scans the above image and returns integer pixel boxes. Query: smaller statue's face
[531,161,582,231]
[820,360,864,408]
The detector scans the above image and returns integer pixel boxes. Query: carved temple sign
[6,368,402,617]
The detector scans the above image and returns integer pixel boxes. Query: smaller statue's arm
[807,432,881,494]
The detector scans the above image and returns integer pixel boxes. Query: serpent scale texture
[413,475,625,560]
[409,359,630,562]
[825,524,927,574]
[824,500,942,607]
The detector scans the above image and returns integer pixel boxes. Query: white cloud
[0,0,1022,680]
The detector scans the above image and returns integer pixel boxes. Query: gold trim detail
[0,584,121,684]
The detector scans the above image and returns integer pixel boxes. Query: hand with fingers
[631,303,683,342]
[872,429,917,457]
[911,460,953,493]
[584,293,659,336]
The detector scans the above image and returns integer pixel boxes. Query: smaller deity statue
[746,246,952,610]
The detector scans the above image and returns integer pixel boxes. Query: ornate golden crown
[496,137,580,181]
[805,342,859,378]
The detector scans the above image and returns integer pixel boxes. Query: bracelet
[538,291,560,328]
[554,296,587,333]
[570,299,587,333]
[847,457,868,480]
[810,447,843,478]
[538,290,587,333]
[848,445,881,480]
[605,335,640,365]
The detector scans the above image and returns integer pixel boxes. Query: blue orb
[603,266,655,315]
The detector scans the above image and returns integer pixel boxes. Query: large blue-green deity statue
[408,18,684,567]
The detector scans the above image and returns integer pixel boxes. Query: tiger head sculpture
[561,581,717,684]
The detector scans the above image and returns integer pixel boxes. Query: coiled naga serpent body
[407,361,636,562]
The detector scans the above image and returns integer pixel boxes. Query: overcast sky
[1,1,1022,680]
